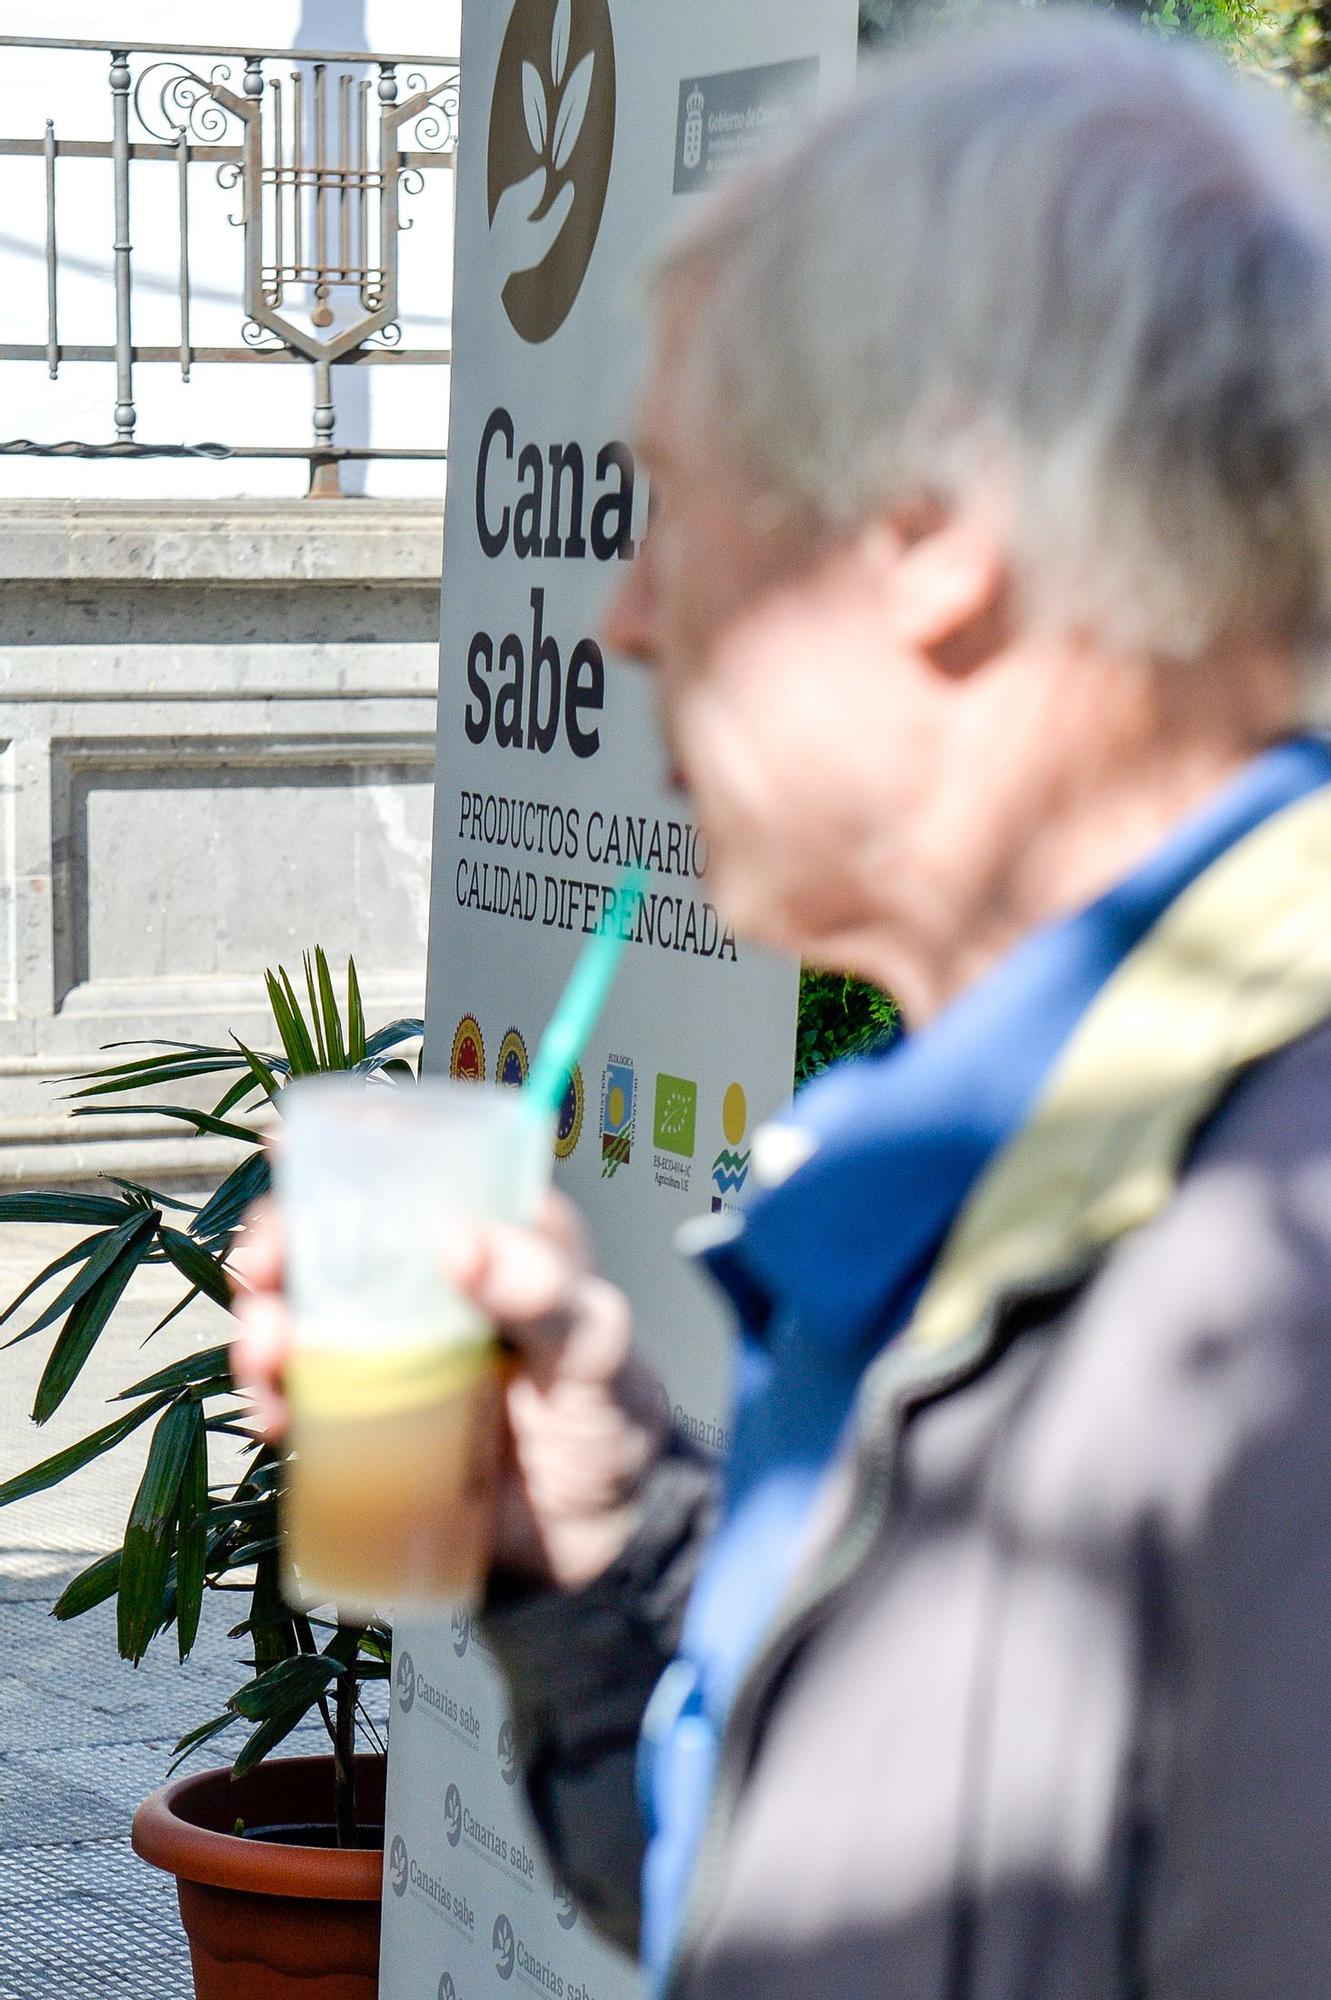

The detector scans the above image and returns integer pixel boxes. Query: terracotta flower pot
[132,1752,386,2000]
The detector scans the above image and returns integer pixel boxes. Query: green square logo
[653,1073,697,1158]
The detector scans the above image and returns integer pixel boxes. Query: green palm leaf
[361,1018,424,1062]
[0,1395,171,1508]
[265,969,318,1076]
[4,1214,156,1352]
[100,1176,198,1214]
[64,1057,244,1100]
[33,1215,159,1421]
[147,1287,200,1340]
[246,1545,298,1673]
[0,1191,131,1226]
[168,1710,238,1774]
[301,954,329,1068]
[230,1036,282,1102]
[208,1075,267,1123]
[118,1399,197,1664]
[53,1547,122,1620]
[203,1494,275,1530]
[231,1706,313,1776]
[375,1059,415,1085]
[0,1238,100,1334]
[225,1536,281,1567]
[116,1342,234,1403]
[71,1036,234,1063]
[192,1151,271,1247]
[158,1229,232,1309]
[67,1105,262,1145]
[347,958,366,1067]
[229,1650,344,1721]
[175,1404,209,1659]
[314,947,346,1068]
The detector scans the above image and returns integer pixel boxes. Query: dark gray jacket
[484,1021,1331,1999]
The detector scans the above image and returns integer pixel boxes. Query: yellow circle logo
[496,1028,529,1089]
[450,1015,486,1083]
[722,1082,748,1148]
[554,1062,585,1159]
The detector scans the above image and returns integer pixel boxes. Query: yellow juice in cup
[284,1342,505,1619]
[276,1079,549,1618]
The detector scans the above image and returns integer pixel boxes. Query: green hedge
[858,0,1261,46]
[796,970,899,1085]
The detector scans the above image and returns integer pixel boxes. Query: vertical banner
[381,5,858,1998]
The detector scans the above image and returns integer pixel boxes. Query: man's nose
[601,538,657,667]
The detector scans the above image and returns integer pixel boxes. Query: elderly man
[235,13,1331,1998]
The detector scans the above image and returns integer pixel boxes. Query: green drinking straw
[525,865,648,1121]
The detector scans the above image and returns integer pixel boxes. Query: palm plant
[0,948,421,1847]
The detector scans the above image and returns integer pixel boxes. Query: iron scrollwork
[403,70,460,154]
[132,61,239,145]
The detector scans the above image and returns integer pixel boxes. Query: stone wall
[0,498,441,1183]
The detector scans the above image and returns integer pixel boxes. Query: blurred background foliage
[1243,3,1331,117]
[796,971,900,1084]
[857,2,1331,119]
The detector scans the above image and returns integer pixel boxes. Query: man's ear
[862,500,1010,674]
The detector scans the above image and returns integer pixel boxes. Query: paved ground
[0,1216,376,1998]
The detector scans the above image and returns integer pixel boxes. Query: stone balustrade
[0,497,441,1183]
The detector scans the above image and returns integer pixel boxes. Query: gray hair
[654,11,1331,681]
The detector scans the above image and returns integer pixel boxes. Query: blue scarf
[638,734,1331,1988]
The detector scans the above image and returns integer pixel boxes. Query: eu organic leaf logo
[522,0,594,175]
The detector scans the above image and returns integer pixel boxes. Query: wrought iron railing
[0,35,458,494]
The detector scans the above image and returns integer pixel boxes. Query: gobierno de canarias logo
[487,0,616,343]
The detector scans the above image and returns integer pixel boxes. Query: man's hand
[228,1191,669,1593]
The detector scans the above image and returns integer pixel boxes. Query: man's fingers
[445,1219,578,1353]
[230,1291,292,1442]
[443,1221,633,1388]
[538,1188,592,1272]
[228,1195,283,1295]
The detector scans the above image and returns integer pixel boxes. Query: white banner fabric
[381,5,858,1998]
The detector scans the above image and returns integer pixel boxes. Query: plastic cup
[275,1076,551,1621]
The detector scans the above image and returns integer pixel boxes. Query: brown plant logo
[389,1834,409,1897]
[487,0,616,343]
